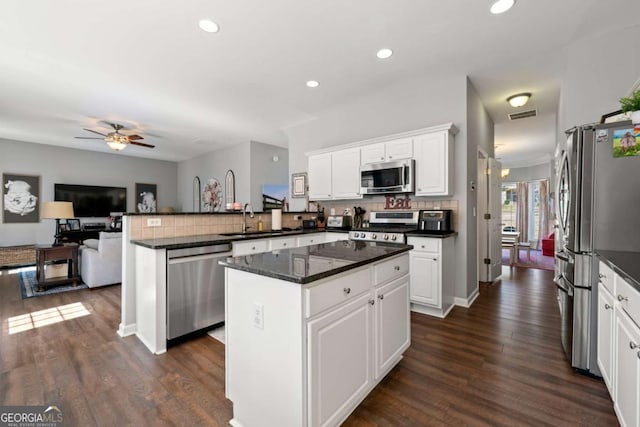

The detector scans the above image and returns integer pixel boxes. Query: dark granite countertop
[595,250,640,291]
[219,240,412,284]
[131,229,348,250]
[124,210,311,216]
[406,230,458,238]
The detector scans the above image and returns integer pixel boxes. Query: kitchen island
[220,240,412,427]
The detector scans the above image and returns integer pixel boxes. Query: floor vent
[508,109,537,120]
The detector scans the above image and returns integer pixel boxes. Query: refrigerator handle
[555,252,571,263]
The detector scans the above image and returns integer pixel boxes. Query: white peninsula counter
[220,240,413,427]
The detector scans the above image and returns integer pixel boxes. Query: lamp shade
[41,201,75,219]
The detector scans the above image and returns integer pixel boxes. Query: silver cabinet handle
[637,351,640,360]
[605,304,612,310]
[283,243,287,246]
[343,287,351,295]
[394,265,400,271]
[421,245,425,249]
[630,341,639,350]
[433,258,437,261]
[380,157,384,160]
[378,294,384,300]
[369,299,375,305]
[251,246,256,250]
[599,273,605,279]
[618,294,629,302]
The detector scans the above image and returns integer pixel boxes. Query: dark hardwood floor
[0,266,617,426]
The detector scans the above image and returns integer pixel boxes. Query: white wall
[0,138,177,246]
[250,141,289,211]
[284,72,479,300]
[503,162,551,184]
[560,24,640,136]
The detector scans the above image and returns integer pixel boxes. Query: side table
[35,243,80,292]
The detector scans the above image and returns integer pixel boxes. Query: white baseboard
[454,287,479,308]
[117,323,137,337]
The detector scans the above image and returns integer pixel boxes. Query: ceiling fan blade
[83,128,107,137]
[126,134,144,141]
[75,136,105,139]
[129,140,155,148]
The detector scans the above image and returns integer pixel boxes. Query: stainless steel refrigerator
[555,120,640,375]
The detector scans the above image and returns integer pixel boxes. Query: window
[501,183,517,229]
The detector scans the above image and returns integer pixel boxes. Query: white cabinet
[361,137,413,164]
[597,282,615,395]
[614,306,640,427]
[268,236,296,250]
[407,236,456,318]
[413,130,454,196]
[374,276,410,379]
[307,293,373,427]
[325,232,349,243]
[232,239,269,256]
[297,234,325,247]
[308,148,361,201]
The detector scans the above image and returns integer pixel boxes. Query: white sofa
[81,232,122,288]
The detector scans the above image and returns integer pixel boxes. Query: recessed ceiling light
[490,0,516,14]
[306,80,319,88]
[376,48,393,59]
[507,92,532,108]
[199,19,219,33]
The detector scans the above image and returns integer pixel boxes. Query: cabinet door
[597,284,615,396]
[374,276,410,379]
[414,132,450,196]
[385,137,413,161]
[332,148,362,199]
[232,240,269,256]
[409,251,440,307]
[297,234,325,247]
[308,153,333,200]
[308,293,373,427]
[361,143,386,164]
[269,237,296,250]
[614,308,640,427]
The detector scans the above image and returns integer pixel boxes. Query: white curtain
[537,179,549,249]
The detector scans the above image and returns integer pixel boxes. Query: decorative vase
[630,110,640,125]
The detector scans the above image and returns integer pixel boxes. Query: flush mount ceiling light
[376,48,393,59]
[490,0,516,14]
[507,92,531,108]
[306,80,319,88]
[199,19,220,33]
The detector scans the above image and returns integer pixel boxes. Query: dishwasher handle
[168,251,232,265]
[168,244,232,260]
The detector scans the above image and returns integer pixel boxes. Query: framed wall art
[2,173,40,223]
[291,172,308,198]
[136,183,157,213]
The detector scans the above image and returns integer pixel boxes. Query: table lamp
[41,201,75,246]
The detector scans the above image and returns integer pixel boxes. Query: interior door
[487,158,502,280]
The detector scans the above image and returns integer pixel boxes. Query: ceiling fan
[75,122,155,151]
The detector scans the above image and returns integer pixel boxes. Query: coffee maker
[418,209,453,232]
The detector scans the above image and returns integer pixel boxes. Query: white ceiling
[1,0,638,164]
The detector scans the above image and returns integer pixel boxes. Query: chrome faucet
[242,203,254,233]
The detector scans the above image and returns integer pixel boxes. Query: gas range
[348,211,419,244]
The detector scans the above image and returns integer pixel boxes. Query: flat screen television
[55,184,127,217]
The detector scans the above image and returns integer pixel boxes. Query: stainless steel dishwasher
[167,243,232,341]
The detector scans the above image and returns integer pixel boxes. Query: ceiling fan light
[507,92,531,108]
[199,19,219,33]
[107,141,127,151]
[490,0,516,14]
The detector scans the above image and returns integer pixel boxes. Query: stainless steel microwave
[360,159,415,195]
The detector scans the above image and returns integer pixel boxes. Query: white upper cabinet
[414,130,454,196]
[308,148,361,201]
[361,138,413,165]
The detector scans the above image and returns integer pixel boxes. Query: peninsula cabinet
[413,129,454,196]
[597,282,615,395]
[308,147,362,200]
[407,236,456,318]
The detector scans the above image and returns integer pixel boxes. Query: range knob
[353,232,359,238]
[391,235,397,241]
[372,234,377,240]
[383,234,389,240]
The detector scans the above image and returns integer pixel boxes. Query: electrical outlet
[147,218,161,227]
[253,303,264,329]
[293,215,302,220]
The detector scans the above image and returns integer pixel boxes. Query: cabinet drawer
[304,267,371,318]
[374,254,409,286]
[616,274,640,326]
[598,261,615,294]
[407,237,440,253]
[297,234,324,247]
[269,237,296,250]
[232,240,269,256]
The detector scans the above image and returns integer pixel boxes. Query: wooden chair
[502,241,516,265]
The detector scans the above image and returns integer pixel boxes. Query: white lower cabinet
[308,293,373,427]
[407,236,455,318]
[226,253,410,427]
[596,259,640,427]
[597,282,615,395]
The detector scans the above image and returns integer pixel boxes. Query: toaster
[327,215,353,230]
